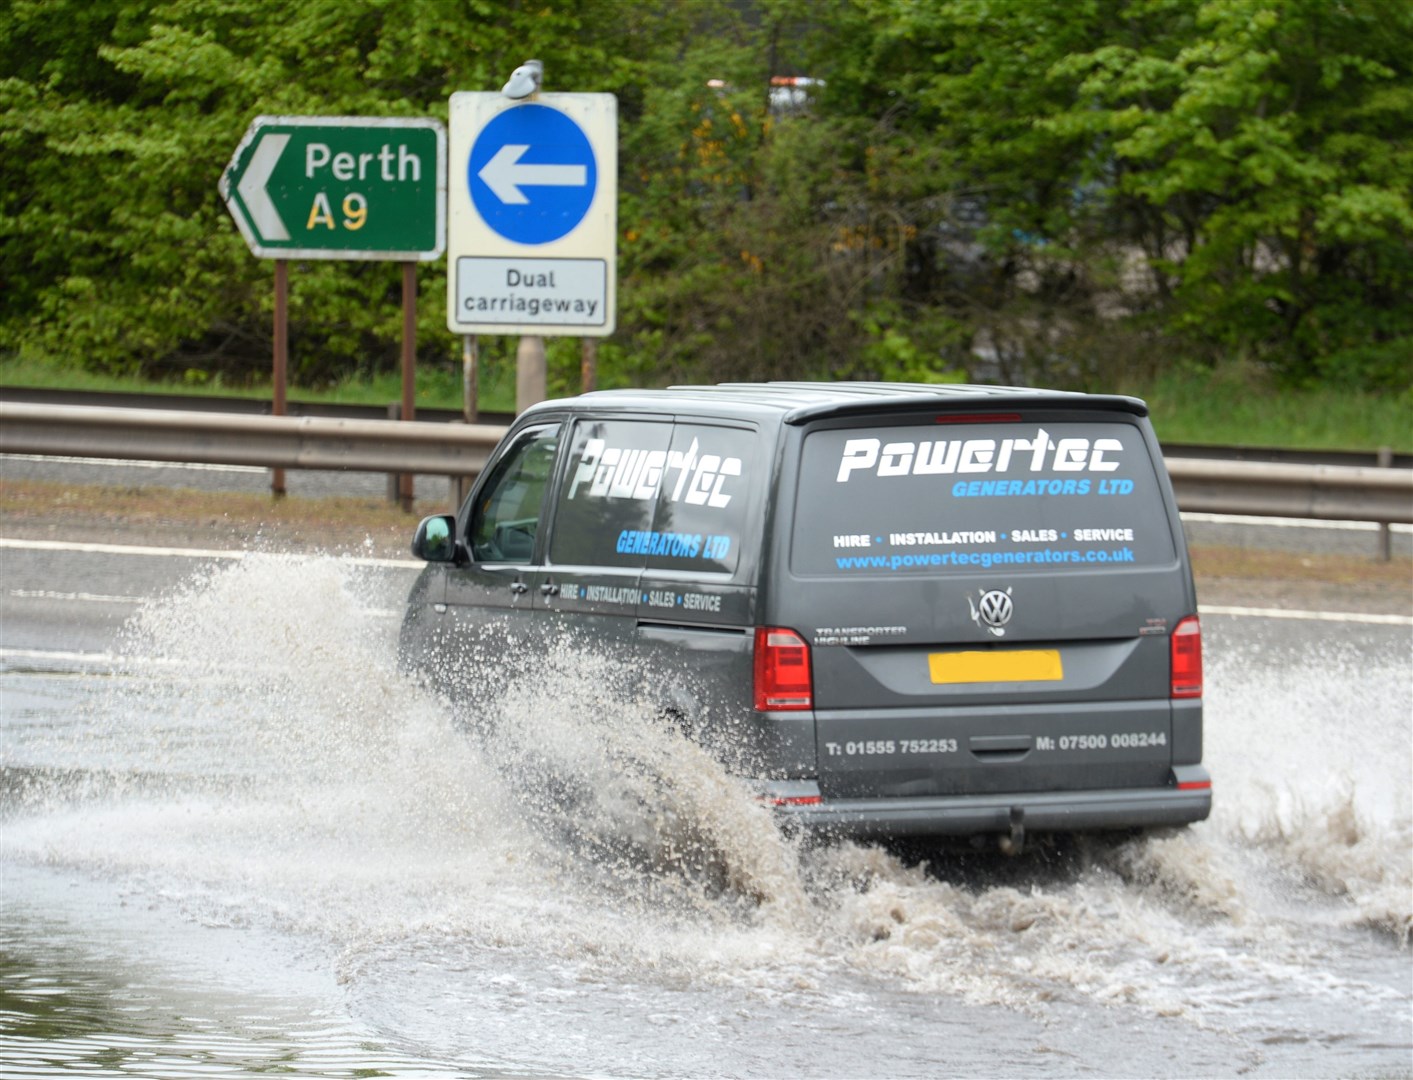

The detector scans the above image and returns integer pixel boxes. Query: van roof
[536,381,1148,424]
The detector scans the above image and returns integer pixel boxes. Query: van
[400,382,1210,850]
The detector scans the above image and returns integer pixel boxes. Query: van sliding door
[534,417,672,659]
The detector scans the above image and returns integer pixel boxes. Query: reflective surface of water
[2,555,1409,1077]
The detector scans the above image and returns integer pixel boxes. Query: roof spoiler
[781,393,1150,425]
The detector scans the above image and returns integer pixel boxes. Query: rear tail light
[1170,616,1202,698]
[754,627,813,710]
[759,794,823,807]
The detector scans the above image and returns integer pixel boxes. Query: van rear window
[791,420,1176,575]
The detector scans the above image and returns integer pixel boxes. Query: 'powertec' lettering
[835,430,1122,482]
[568,438,742,508]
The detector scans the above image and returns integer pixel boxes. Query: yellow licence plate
[928,649,1064,685]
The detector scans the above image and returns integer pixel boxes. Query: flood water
[2,554,1409,1078]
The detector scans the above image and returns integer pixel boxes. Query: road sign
[469,104,597,244]
[221,116,446,261]
[447,92,617,336]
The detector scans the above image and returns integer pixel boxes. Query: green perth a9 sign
[221,116,446,261]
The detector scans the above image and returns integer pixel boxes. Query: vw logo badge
[969,588,1014,637]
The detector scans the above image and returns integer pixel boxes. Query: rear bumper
[760,768,1211,839]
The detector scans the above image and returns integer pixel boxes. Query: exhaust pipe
[997,807,1026,856]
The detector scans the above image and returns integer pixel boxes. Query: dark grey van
[400,382,1210,849]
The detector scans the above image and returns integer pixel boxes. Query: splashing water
[3,555,1409,1076]
[1202,635,1412,943]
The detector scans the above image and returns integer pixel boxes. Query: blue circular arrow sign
[469,104,597,245]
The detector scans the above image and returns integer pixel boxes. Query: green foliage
[1,0,651,384]
[2,0,1409,396]
[1038,0,1413,382]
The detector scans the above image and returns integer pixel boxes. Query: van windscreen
[791,419,1175,576]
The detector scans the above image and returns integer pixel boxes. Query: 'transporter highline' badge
[969,587,1014,637]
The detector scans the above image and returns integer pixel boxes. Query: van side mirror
[411,514,460,563]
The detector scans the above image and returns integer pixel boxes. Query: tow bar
[997,806,1026,856]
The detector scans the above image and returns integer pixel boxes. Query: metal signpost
[221,116,446,504]
[446,93,618,341]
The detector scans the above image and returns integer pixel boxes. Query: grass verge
[1118,369,1412,451]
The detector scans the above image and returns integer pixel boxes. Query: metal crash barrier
[3,400,1410,534]
[1163,456,1413,525]
[0,401,503,508]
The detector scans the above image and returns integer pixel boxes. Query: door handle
[509,581,529,595]
[540,582,560,596]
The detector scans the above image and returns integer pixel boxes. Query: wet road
[1,533,1410,1078]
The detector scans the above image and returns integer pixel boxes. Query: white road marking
[0,647,121,666]
[0,537,245,559]
[0,537,421,569]
[8,589,142,604]
[1199,604,1411,627]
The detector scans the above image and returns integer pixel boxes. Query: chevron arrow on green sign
[221,116,446,261]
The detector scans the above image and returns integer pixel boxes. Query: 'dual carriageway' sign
[446,93,617,336]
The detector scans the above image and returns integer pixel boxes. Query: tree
[2,0,1408,393]
[1046,0,1413,387]
[809,0,1412,388]
[1,0,652,385]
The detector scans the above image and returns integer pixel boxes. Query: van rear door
[776,405,1196,801]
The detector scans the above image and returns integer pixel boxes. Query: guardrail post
[1377,446,1393,561]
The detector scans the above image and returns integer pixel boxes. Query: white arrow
[478,144,587,205]
[237,133,290,241]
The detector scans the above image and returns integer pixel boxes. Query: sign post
[446,93,617,346]
[273,259,288,495]
[222,116,446,503]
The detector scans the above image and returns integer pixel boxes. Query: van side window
[549,419,671,568]
[643,423,757,575]
[468,424,561,564]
